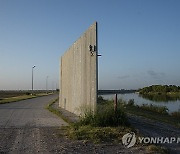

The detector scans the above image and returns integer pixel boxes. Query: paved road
[0,95,148,154]
[0,95,139,154]
[0,94,68,153]
[128,114,180,153]
[0,94,67,128]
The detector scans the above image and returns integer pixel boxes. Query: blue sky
[0,0,180,90]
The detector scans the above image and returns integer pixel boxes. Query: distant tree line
[138,85,180,94]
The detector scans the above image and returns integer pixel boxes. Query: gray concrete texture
[60,22,98,115]
[0,94,68,128]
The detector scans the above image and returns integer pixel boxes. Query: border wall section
[59,22,98,115]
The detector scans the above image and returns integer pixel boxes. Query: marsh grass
[118,99,180,127]
[65,125,133,143]
[64,98,132,143]
[171,111,180,119]
[124,99,169,114]
[138,104,168,115]
[45,98,71,123]
[0,93,50,104]
[0,95,36,104]
[45,97,134,143]
[146,145,169,154]
[78,104,129,127]
[47,97,168,152]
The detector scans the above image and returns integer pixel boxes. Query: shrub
[141,104,168,114]
[97,96,107,104]
[171,111,180,119]
[127,99,135,106]
[25,92,31,95]
[97,107,129,127]
[78,103,129,127]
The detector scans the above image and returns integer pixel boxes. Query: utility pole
[32,65,36,94]
[46,76,48,94]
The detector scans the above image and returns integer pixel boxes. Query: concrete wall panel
[59,22,98,115]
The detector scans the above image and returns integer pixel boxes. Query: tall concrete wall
[59,22,98,115]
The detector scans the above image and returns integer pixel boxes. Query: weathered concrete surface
[0,94,68,128]
[0,95,68,153]
[60,22,98,115]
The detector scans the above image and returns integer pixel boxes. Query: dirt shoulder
[52,101,180,154]
[0,127,147,154]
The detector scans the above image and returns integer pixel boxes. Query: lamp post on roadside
[32,66,36,94]
[46,76,48,94]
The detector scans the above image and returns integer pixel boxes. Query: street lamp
[46,76,48,93]
[32,65,36,94]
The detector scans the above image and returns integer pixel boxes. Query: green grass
[125,99,169,114]
[46,96,131,143]
[171,111,180,118]
[0,93,51,104]
[0,90,55,98]
[119,99,180,128]
[78,104,129,127]
[45,98,132,143]
[45,98,71,124]
[125,106,179,127]
[64,125,133,143]
[140,104,168,114]
[0,95,36,104]
[64,124,168,153]
[46,97,168,153]
[63,101,135,144]
[145,145,169,154]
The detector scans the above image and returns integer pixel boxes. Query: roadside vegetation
[65,100,133,144]
[48,97,135,143]
[0,95,37,104]
[97,96,180,127]
[47,97,168,153]
[0,90,55,104]
[45,98,71,123]
[119,98,180,128]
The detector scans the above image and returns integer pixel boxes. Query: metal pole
[32,66,36,94]
[52,81,54,91]
[114,94,118,113]
[46,76,48,93]
[32,67,33,94]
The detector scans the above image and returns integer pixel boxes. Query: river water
[100,93,180,113]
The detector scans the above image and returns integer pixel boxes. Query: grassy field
[98,96,180,127]
[46,98,134,143]
[0,90,54,104]
[115,98,180,128]
[46,98,168,154]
